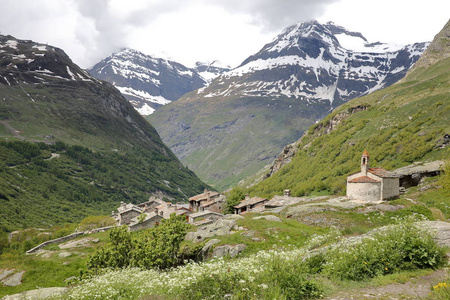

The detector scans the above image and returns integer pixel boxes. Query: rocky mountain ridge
[88,49,229,115]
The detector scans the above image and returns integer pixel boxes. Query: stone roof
[200,196,224,208]
[234,197,267,209]
[189,210,223,218]
[137,198,165,208]
[189,190,220,202]
[119,206,143,215]
[368,167,398,178]
[348,176,381,183]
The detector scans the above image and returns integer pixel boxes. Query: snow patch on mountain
[116,86,171,106]
[137,103,155,115]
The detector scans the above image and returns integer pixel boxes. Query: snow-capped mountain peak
[199,20,428,108]
[88,48,207,115]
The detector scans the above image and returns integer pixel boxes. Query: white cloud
[0,0,448,69]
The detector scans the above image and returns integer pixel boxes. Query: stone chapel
[346,150,399,202]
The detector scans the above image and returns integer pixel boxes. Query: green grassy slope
[248,21,450,198]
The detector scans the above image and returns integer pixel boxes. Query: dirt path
[324,269,447,300]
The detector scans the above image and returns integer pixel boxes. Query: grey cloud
[0,0,338,68]
[208,0,339,30]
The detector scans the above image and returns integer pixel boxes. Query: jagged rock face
[149,21,428,189]
[88,49,217,115]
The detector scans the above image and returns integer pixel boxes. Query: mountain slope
[248,19,450,198]
[148,21,428,190]
[0,35,209,228]
[88,49,229,115]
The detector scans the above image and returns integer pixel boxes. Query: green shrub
[87,214,192,272]
[322,223,446,281]
[264,257,324,300]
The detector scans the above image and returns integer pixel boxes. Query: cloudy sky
[1,0,448,69]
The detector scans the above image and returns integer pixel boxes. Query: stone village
[113,150,443,231]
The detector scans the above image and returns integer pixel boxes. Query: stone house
[347,151,399,202]
[137,197,166,213]
[189,189,220,212]
[118,206,143,225]
[188,210,224,225]
[129,212,164,232]
[234,196,268,214]
[199,195,226,213]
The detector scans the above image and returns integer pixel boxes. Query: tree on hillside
[224,187,246,214]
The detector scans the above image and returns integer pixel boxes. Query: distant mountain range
[88,49,230,115]
[148,20,429,190]
[0,35,208,227]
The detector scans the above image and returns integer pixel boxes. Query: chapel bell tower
[361,150,369,176]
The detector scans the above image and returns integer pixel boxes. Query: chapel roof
[348,176,381,183]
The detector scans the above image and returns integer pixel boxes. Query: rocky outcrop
[186,215,244,242]
[420,221,450,248]
[392,160,444,188]
[211,244,247,258]
[1,270,25,287]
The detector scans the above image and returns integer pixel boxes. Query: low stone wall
[25,226,115,254]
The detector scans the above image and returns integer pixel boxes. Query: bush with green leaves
[86,214,193,272]
[321,223,446,281]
